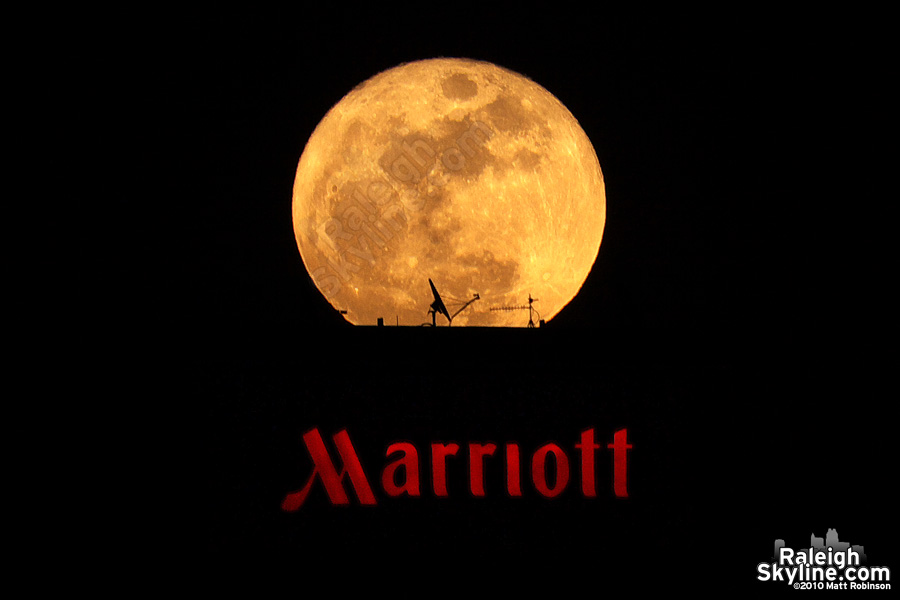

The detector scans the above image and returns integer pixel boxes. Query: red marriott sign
[282,428,631,510]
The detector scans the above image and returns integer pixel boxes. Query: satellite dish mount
[426,279,479,327]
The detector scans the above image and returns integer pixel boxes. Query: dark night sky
[104,6,894,585]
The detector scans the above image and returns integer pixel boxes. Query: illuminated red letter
[281,428,376,511]
[382,442,420,497]
[532,443,570,497]
[506,443,522,497]
[468,443,496,497]
[575,428,600,497]
[431,443,459,497]
[608,429,632,498]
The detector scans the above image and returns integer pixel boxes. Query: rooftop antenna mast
[426,279,479,327]
[490,294,540,328]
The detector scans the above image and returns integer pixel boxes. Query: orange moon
[292,58,605,326]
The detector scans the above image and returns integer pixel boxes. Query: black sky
[113,6,895,580]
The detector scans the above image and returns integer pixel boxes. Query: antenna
[490,294,541,328]
[425,279,480,326]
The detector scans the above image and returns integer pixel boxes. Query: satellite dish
[429,279,451,324]
[426,279,479,326]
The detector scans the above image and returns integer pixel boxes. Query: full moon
[292,58,605,327]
